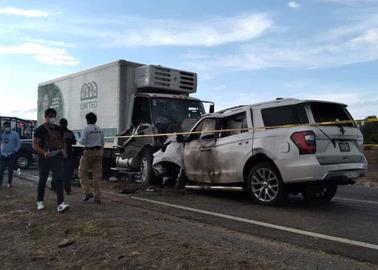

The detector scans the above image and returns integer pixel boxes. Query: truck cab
[115,93,211,184]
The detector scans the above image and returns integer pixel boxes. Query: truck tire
[247,162,286,206]
[302,182,337,203]
[139,148,158,185]
[15,153,31,169]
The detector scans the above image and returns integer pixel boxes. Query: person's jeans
[52,157,74,194]
[63,157,74,193]
[37,157,64,205]
[0,154,16,186]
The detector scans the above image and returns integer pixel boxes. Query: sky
[0,0,378,120]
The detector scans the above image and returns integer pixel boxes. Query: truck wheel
[15,153,31,169]
[302,182,337,202]
[139,148,157,185]
[247,162,286,206]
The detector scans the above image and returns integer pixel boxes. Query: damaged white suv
[153,98,367,205]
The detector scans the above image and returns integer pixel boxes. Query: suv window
[221,112,248,138]
[262,105,308,127]
[311,102,353,126]
[190,118,218,140]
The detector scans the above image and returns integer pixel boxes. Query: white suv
[153,98,367,205]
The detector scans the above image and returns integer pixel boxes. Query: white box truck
[37,60,213,183]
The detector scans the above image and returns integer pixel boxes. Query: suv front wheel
[247,162,286,206]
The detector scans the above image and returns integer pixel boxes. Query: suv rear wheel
[247,162,286,206]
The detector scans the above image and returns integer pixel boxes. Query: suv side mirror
[209,104,215,113]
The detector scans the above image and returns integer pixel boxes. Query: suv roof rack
[217,105,246,114]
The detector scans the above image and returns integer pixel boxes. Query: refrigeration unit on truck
[37,60,213,183]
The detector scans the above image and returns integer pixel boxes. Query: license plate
[339,142,350,152]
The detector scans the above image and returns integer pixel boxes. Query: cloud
[179,2,378,73]
[301,92,378,119]
[0,42,79,66]
[11,108,37,115]
[0,7,50,17]
[352,28,378,44]
[288,1,301,8]
[0,93,37,119]
[183,17,378,71]
[23,38,76,48]
[320,0,377,4]
[0,12,273,48]
[103,13,273,47]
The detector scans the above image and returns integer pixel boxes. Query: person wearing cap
[79,112,104,203]
[0,122,20,188]
[32,108,70,213]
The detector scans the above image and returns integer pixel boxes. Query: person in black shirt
[32,108,70,213]
[59,118,76,195]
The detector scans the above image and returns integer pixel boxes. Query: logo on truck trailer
[81,81,98,101]
[80,81,98,116]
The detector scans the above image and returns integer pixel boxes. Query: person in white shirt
[79,112,104,203]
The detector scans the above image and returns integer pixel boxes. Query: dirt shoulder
[0,179,376,270]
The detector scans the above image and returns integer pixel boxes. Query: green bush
[361,116,378,144]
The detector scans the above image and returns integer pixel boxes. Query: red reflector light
[291,131,316,154]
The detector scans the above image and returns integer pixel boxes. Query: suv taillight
[291,131,316,155]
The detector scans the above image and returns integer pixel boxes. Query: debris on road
[58,239,75,248]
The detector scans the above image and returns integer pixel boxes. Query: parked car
[15,140,35,169]
[153,98,367,205]
[0,116,37,169]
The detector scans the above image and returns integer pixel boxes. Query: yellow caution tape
[104,117,378,141]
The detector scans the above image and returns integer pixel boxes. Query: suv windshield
[310,102,354,126]
[261,104,309,127]
[151,98,205,133]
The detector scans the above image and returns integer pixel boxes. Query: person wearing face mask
[32,108,70,213]
[0,122,20,188]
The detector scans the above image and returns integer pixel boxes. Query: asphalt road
[17,168,378,267]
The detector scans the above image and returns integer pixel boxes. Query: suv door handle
[199,147,212,152]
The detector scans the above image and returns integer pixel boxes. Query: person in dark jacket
[59,118,76,195]
[32,108,69,213]
[51,118,77,194]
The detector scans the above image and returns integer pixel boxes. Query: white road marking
[20,173,378,205]
[25,175,38,180]
[17,173,378,250]
[131,196,378,251]
[335,197,378,205]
